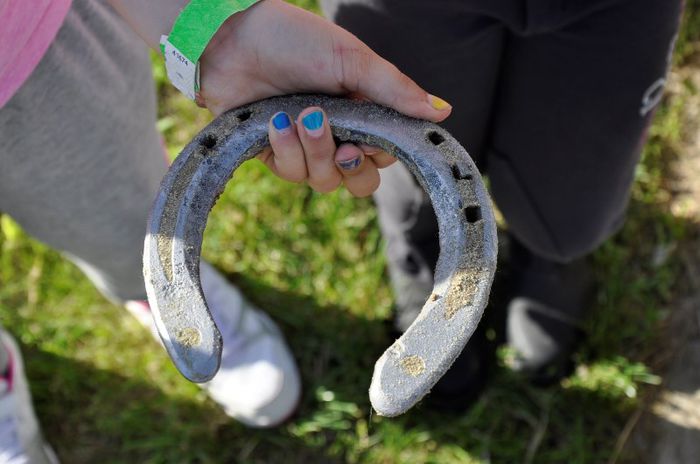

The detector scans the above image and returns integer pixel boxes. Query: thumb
[334,40,452,122]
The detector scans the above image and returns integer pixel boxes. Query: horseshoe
[143,94,497,417]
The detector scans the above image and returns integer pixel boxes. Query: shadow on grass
[9,198,695,464]
[22,340,348,464]
[214,269,660,463]
[217,182,697,463]
[6,151,693,464]
[16,260,690,464]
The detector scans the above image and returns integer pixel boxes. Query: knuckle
[388,71,413,106]
[371,153,397,169]
[349,183,374,198]
[366,178,381,195]
[283,170,308,184]
[256,147,273,162]
[348,171,380,198]
[310,176,342,193]
[306,147,333,161]
[332,40,372,92]
[353,190,374,198]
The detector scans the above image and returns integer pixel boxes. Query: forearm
[107,0,189,49]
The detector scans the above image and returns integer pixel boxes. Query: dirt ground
[625,56,700,464]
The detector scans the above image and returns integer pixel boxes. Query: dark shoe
[384,317,494,413]
[506,239,595,385]
[424,321,494,412]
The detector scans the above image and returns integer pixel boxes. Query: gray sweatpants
[0,0,166,303]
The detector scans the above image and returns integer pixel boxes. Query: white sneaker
[126,262,301,428]
[0,331,59,464]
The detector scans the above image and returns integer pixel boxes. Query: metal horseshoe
[143,94,498,417]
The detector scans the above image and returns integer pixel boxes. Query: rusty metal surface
[143,94,498,416]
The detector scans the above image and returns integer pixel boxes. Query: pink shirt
[0,0,72,108]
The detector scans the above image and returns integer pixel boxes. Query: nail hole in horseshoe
[201,134,217,150]
[236,110,253,122]
[451,164,473,180]
[464,205,482,223]
[427,131,445,146]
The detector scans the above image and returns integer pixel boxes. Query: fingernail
[272,112,291,135]
[336,156,363,171]
[428,94,452,111]
[302,111,324,137]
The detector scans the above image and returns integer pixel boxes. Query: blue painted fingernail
[302,111,324,137]
[337,157,362,171]
[272,112,291,134]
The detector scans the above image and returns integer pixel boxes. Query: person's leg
[322,0,508,321]
[0,0,299,427]
[322,0,510,407]
[0,2,161,459]
[0,0,164,303]
[485,0,684,379]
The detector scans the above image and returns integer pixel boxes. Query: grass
[1,1,699,463]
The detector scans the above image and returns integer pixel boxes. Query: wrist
[161,0,261,100]
[203,2,254,57]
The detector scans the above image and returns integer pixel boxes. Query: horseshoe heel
[143,94,497,415]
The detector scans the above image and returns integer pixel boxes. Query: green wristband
[160,0,260,100]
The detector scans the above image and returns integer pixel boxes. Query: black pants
[322,0,682,295]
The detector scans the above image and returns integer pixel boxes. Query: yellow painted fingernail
[428,94,451,111]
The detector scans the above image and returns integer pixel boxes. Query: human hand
[198,0,452,196]
[108,0,451,196]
